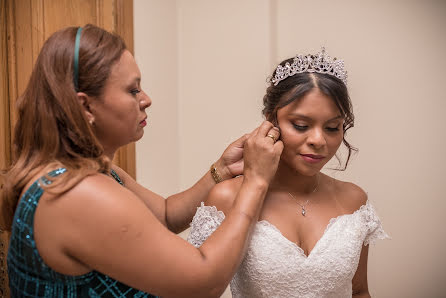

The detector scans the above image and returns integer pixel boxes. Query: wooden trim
[1,0,11,295]
[1,0,11,170]
[30,0,45,65]
[115,0,134,54]
[6,0,17,143]
[96,0,114,32]
[113,0,136,179]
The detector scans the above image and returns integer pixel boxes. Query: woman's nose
[140,91,152,109]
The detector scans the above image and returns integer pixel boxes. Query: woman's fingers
[255,121,274,138]
[217,123,280,180]
[242,121,283,185]
[251,121,280,143]
[265,127,280,143]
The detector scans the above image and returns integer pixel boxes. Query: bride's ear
[76,92,95,125]
[265,112,279,127]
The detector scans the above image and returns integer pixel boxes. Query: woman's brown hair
[0,24,126,230]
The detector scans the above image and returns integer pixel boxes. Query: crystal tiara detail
[270,47,347,86]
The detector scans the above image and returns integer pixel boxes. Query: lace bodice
[187,201,389,298]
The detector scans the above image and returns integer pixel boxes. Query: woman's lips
[300,154,325,164]
[140,119,147,127]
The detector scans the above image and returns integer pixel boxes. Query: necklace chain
[288,175,319,217]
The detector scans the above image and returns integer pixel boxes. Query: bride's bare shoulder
[205,176,244,214]
[329,176,368,213]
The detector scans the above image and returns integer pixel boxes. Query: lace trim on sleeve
[361,200,391,246]
[187,202,225,248]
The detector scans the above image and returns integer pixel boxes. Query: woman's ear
[76,92,95,125]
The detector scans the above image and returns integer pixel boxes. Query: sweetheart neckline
[256,200,369,258]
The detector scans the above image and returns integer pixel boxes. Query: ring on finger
[266,134,277,143]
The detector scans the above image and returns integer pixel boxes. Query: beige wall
[134,0,180,196]
[134,0,446,297]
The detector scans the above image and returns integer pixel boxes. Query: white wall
[134,0,446,297]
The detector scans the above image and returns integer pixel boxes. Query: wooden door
[0,1,135,296]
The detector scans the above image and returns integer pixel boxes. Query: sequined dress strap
[110,169,124,185]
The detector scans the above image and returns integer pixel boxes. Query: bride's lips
[300,154,325,164]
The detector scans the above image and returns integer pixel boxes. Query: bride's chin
[293,163,324,177]
[277,162,319,178]
[298,169,321,177]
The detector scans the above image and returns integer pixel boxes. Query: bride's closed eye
[325,126,340,132]
[292,123,308,131]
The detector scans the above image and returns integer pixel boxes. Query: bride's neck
[270,161,319,194]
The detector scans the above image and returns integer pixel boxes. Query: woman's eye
[130,89,141,96]
[293,124,308,131]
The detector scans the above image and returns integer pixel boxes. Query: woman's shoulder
[41,170,153,234]
[39,169,141,218]
[62,171,135,205]
[205,176,244,214]
[32,170,151,275]
[328,176,368,213]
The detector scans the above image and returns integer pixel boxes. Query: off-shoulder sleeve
[187,202,225,248]
[361,200,391,246]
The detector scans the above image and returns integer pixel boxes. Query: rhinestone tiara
[270,47,347,86]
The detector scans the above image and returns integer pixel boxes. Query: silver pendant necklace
[288,175,319,216]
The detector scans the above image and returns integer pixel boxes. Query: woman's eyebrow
[124,76,140,84]
[116,76,140,86]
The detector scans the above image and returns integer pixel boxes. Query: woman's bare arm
[34,121,282,297]
[113,129,276,233]
[34,170,266,297]
[352,245,370,297]
[112,159,230,233]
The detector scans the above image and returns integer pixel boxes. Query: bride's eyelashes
[292,123,308,131]
[326,126,340,132]
[292,123,341,133]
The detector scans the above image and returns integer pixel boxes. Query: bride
[188,48,389,298]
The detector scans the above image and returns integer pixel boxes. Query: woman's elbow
[352,290,371,298]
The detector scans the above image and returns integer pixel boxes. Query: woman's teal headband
[73,27,82,91]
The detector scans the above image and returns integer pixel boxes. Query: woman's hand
[242,121,283,185]
[215,122,282,181]
[214,134,249,180]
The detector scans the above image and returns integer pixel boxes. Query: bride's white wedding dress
[187,200,389,298]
